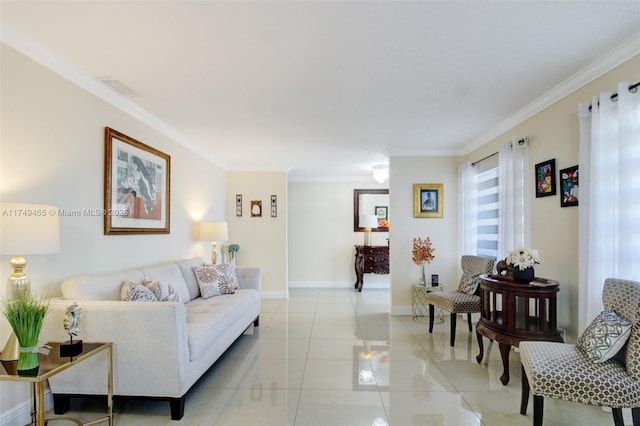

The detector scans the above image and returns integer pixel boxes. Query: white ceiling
[2,1,639,181]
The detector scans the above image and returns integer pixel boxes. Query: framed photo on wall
[413,183,443,218]
[375,205,388,220]
[535,158,556,198]
[560,165,579,207]
[104,127,170,235]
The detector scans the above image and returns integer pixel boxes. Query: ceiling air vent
[97,78,139,97]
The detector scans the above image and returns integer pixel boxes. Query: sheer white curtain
[578,82,640,332]
[458,161,477,258]
[497,139,531,259]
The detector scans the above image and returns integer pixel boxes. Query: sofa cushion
[193,264,237,299]
[121,280,159,302]
[61,269,145,300]
[175,258,206,301]
[185,289,259,361]
[141,263,190,303]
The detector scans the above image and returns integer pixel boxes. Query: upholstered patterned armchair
[426,255,495,347]
[520,278,640,426]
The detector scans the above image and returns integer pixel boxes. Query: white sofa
[40,257,261,420]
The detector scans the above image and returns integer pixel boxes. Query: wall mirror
[354,189,389,232]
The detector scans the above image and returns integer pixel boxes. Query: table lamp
[198,222,228,264]
[359,214,379,246]
[0,202,60,362]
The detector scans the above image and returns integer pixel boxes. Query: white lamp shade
[198,222,228,241]
[0,202,60,255]
[359,214,379,229]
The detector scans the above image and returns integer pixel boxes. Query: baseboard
[0,390,52,426]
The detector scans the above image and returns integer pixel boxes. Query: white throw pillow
[193,264,238,299]
[121,280,158,302]
[458,271,481,294]
[142,277,182,302]
[577,309,632,363]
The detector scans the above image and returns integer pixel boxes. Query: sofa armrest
[40,300,190,398]
[236,266,262,293]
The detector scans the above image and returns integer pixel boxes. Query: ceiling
[2,1,639,181]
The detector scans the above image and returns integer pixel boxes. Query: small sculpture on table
[60,303,83,357]
[495,259,514,280]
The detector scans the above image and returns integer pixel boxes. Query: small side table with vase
[411,283,444,323]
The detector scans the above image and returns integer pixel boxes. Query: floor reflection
[43,287,620,426]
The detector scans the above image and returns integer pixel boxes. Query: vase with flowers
[412,237,435,286]
[1,294,51,376]
[506,247,540,283]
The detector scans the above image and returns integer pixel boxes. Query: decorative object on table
[431,274,439,287]
[104,127,171,235]
[495,259,514,280]
[235,194,243,217]
[560,165,579,207]
[413,183,444,218]
[412,236,435,285]
[198,222,229,264]
[60,302,83,357]
[227,243,240,266]
[1,294,51,376]
[251,200,262,217]
[0,202,60,363]
[506,247,540,283]
[359,214,379,246]
[271,195,277,218]
[534,158,556,198]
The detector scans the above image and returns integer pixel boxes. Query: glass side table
[411,283,444,323]
[0,341,113,426]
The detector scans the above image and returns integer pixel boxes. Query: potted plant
[1,294,51,376]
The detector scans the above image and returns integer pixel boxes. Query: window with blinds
[476,166,499,259]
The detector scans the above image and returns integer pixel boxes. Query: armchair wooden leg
[533,395,543,426]
[632,407,640,426]
[450,313,457,347]
[428,304,435,333]
[612,408,624,426]
[467,313,473,332]
[520,365,529,415]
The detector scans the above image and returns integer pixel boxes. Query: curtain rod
[589,81,639,111]
[471,137,528,167]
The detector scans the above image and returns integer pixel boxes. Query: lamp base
[364,228,372,246]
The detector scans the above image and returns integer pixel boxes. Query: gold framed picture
[104,127,171,234]
[413,183,443,218]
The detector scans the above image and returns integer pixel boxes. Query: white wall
[388,156,460,313]
[0,44,225,423]
[226,171,288,298]
[288,181,389,287]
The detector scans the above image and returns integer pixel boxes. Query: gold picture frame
[413,183,443,218]
[104,127,171,234]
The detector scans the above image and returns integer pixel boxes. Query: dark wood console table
[475,274,563,385]
[354,245,389,292]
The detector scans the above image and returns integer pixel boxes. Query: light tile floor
[46,288,628,425]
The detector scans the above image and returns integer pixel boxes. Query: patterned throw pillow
[577,309,632,363]
[142,277,182,302]
[193,264,238,299]
[121,280,158,302]
[458,271,481,294]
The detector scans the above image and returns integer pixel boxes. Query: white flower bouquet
[506,248,541,269]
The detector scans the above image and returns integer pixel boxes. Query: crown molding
[0,22,225,170]
[464,33,640,155]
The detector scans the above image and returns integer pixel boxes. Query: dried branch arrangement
[412,237,435,265]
